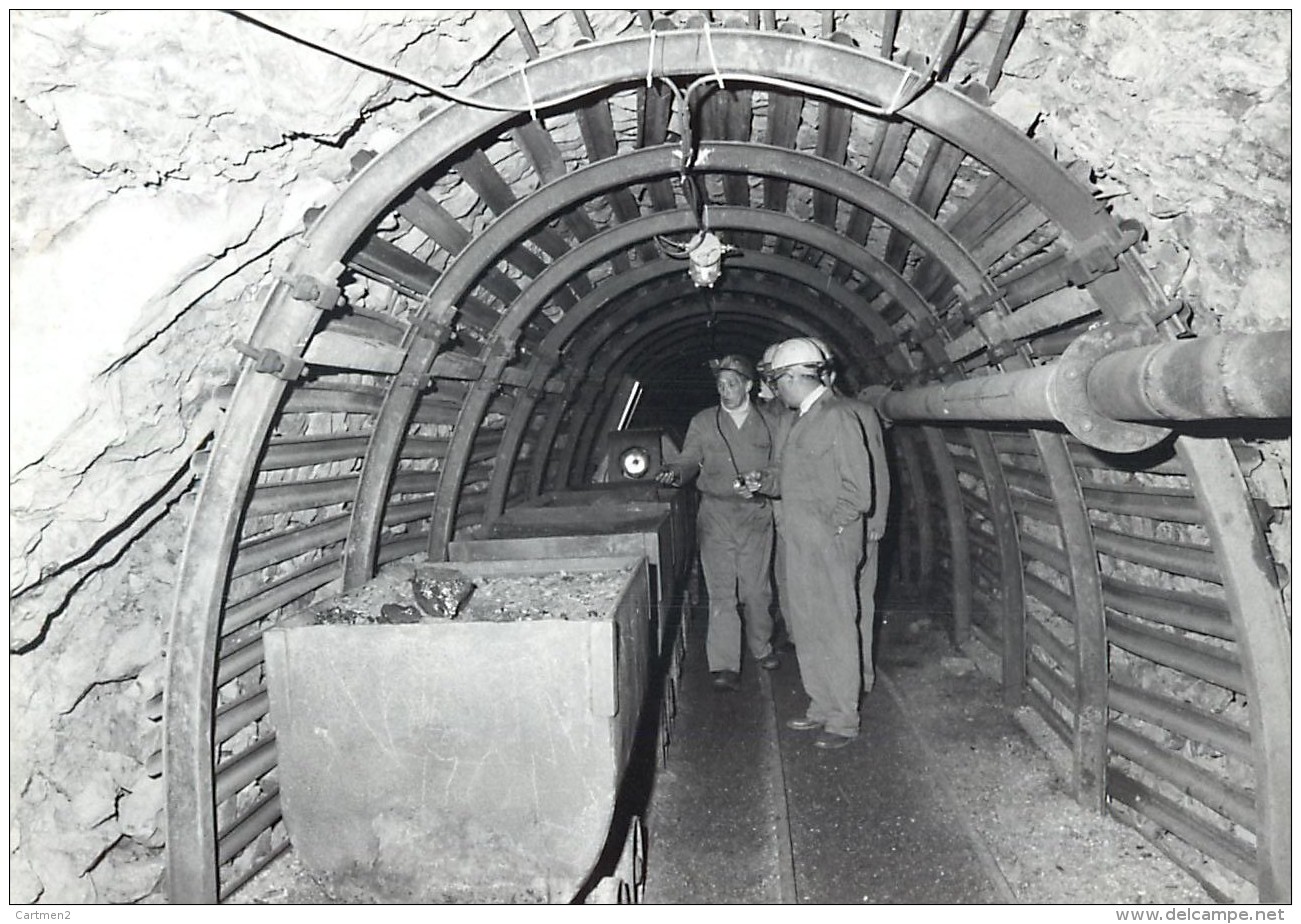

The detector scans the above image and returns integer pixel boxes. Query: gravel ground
[878,611,1222,904]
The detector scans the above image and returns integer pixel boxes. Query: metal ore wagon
[263,554,654,903]
[254,484,695,903]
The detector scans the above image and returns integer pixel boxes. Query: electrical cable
[232,6,961,274]
[227,9,949,123]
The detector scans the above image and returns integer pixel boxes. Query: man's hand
[654,468,681,487]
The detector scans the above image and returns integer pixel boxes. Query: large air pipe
[877,325,1290,453]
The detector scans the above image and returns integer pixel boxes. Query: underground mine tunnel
[8,9,1291,907]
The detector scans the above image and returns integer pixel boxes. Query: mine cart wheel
[615,815,647,903]
[589,876,624,904]
[658,699,672,768]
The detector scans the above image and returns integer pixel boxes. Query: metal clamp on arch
[408,313,455,342]
[1063,219,1145,288]
[1046,321,1171,453]
[277,264,343,312]
[953,281,1008,323]
[483,330,522,382]
[232,340,306,381]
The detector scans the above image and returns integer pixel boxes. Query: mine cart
[454,485,695,656]
[262,555,652,903]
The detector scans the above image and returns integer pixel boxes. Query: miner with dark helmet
[753,337,875,749]
[655,354,782,692]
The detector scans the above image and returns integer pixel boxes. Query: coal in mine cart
[454,485,695,656]
[262,554,652,903]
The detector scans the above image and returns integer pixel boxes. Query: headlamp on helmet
[708,354,756,382]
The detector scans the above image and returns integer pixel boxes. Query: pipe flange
[1048,322,1170,453]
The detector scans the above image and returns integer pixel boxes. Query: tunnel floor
[638,593,1214,905]
[227,586,1213,906]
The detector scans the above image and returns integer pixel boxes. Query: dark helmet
[708,354,756,382]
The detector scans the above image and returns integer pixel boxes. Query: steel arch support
[1030,431,1108,812]
[965,428,1026,706]
[487,271,869,516]
[920,426,971,643]
[1178,440,1291,902]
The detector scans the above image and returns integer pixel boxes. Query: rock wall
[7,9,1289,903]
[998,8,1292,600]
[7,9,537,901]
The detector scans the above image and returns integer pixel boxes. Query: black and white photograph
[9,9,1291,914]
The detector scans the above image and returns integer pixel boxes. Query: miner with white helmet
[791,338,893,694]
[756,343,781,403]
[752,336,875,749]
[755,340,795,651]
[655,354,782,691]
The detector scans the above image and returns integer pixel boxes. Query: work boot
[711,670,741,692]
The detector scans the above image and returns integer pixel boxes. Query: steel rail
[216,786,281,865]
[899,431,935,593]
[966,428,1026,707]
[1031,427,1108,811]
[1101,576,1233,640]
[1026,618,1076,702]
[1176,439,1291,900]
[1108,613,1246,695]
[1023,571,1074,622]
[1025,664,1073,746]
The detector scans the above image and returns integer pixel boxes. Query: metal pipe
[884,362,1059,423]
[880,331,1290,452]
[1088,331,1290,421]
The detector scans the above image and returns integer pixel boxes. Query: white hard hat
[768,337,830,374]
